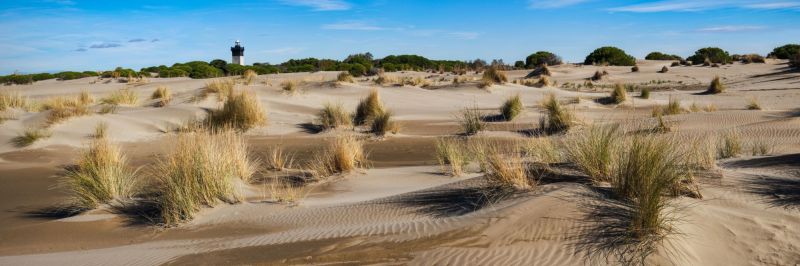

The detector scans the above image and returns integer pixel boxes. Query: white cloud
[697,25,766,32]
[744,2,800,9]
[322,22,383,31]
[279,0,351,11]
[528,0,590,9]
[609,0,800,12]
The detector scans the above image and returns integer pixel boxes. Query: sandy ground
[0,60,798,265]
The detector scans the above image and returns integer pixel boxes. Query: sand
[0,59,798,265]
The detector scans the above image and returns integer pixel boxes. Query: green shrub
[31,73,55,81]
[687,47,732,65]
[740,54,765,64]
[640,88,651,99]
[645,52,682,61]
[190,65,223,79]
[768,44,800,59]
[525,51,562,68]
[584,46,636,66]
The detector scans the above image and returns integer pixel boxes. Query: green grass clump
[435,137,470,176]
[540,94,574,133]
[208,90,267,131]
[354,89,385,126]
[62,137,138,210]
[12,128,52,147]
[640,88,651,99]
[458,104,485,135]
[565,124,620,182]
[500,94,524,121]
[611,83,627,104]
[705,76,725,94]
[317,102,352,130]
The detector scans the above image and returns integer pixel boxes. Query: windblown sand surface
[0,60,798,265]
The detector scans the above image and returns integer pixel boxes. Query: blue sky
[1,0,798,74]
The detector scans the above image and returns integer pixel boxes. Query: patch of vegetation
[317,102,352,130]
[151,86,172,107]
[307,134,367,178]
[354,89,385,126]
[525,51,562,68]
[101,89,138,105]
[687,47,732,65]
[500,94,524,121]
[458,104,485,135]
[540,94,574,133]
[62,137,138,210]
[208,90,267,131]
[584,46,636,66]
[435,137,469,176]
[645,52,682,61]
[12,128,52,147]
[768,44,800,59]
[705,76,725,94]
[610,83,627,104]
[565,124,619,182]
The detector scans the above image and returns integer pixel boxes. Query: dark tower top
[231,40,244,56]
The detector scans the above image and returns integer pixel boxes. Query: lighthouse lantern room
[231,40,244,65]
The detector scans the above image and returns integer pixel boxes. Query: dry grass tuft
[203,79,236,101]
[565,124,620,182]
[703,103,717,112]
[458,104,485,135]
[591,70,609,81]
[317,102,352,130]
[101,89,138,105]
[749,137,775,156]
[242,69,257,85]
[371,110,399,136]
[44,97,90,124]
[62,137,138,209]
[281,80,299,95]
[610,83,627,104]
[266,146,294,171]
[354,89,385,126]
[151,86,172,107]
[308,134,367,178]
[480,67,507,88]
[717,130,742,159]
[640,88,650,99]
[535,76,552,87]
[12,128,52,147]
[500,94,524,121]
[484,147,534,189]
[208,90,267,131]
[79,89,94,105]
[337,72,354,83]
[94,122,108,139]
[153,129,255,226]
[522,137,562,163]
[652,98,683,116]
[435,137,470,176]
[705,76,725,94]
[0,91,30,111]
[540,94,574,133]
[745,97,762,110]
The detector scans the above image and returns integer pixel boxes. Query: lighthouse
[231,40,245,65]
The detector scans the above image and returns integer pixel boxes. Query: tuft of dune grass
[354,89,385,126]
[94,122,108,139]
[500,94,524,121]
[610,83,627,104]
[435,137,469,176]
[337,72,354,83]
[484,146,535,189]
[0,91,29,111]
[101,89,138,105]
[317,102,352,130]
[266,146,294,171]
[242,69,257,85]
[79,89,94,105]
[565,123,620,182]
[153,129,255,226]
[745,97,762,110]
[151,86,172,107]
[540,94,574,133]
[640,88,650,99]
[458,104,485,135]
[371,110,399,136]
[705,76,725,94]
[208,89,267,131]
[717,130,742,159]
[43,96,90,125]
[12,127,52,147]
[203,78,235,101]
[308,134,367,178]
[281,80,299,95]
[62,136,138,210]
[480,67,507,88]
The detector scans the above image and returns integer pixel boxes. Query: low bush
[317,102,352,130]
[337,72,354,83]
[354,89,385,126]
[687,47,732,65]
[705,76,725,94]
[584,46,636,66]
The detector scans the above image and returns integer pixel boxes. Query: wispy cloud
[279,0,351,11]
[74,48,87,52]
[697,25,766,32]
[128,38,146,43]
[322,22,383,30]
[151,38,160,42]
[89,42,122,49]
[448,31,480,40]
[528,0,590,9]
[609,0,800,12]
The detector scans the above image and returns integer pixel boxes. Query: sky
[0,0,798,74]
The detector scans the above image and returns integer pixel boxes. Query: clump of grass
[610,83,627,104]
[0,91,29,111]
[522,137,561,164]
[535,76,552,87]
[480,67,508,88]
[565,124,620,182]
[705,76,725,94]
[281,80,299,94]
[354,89,385,126]
[374,74,397,86]
[652,113,671,133]
[500,94,523,121]
[99,104,117,114]
[717,130,742,159]
[94,122,108,138]
[337,72,354,83]
[151,86,172,107]
[745,97,761,110]
[317,102,352,130]
[458,104,485,135]
[631,66,639,72]
[242,69,257,85]
[749,138,775,156]
[484,147,533,189]
[266,146,294,171]
[685,134,717,170]
[640,88,651,99]
[203,79,235,101]
[591,70,609,81]
[658,66,669,73]
[44,97,90,125]
[308,134,367,178]
[371,110,399,136]
[653,98,683,117]
[435,137,470,176]
[79,89,94,105]
[208,90,267,131]
[703,103,718,112]
[540,94,574,133]
[62,136,137,210]
[101,89,138,105]
[12,128,52,147]
[154,129,255,226]
[267,177,309,204]
[689,102,701,112]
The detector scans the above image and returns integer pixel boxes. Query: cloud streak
[609,0,800,12]
[528,0,590,9]
[89,43,122,49]
[322,22,383,31]
[279,0,351,11]
[697,25,766,32]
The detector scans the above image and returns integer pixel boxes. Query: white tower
[231,40,245,65]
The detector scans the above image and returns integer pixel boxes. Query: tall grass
[266,146,294,171]
[540,94,574,133]
[354,89,385,126]
[458,104,485,135]
[480,67,507,87]
[749,137,775,156]
[522,137,561,163]
[745,97,762,110]
[717,130,742,159]
[337,72,354,83]
[652,98,683,117]
[484,146,534,189]
[208,90,267,131]
[610,83,627,104]
[153,129,255,226]
[151,86,172,107]
[62,137,138,209]
[12,128,52,147]
[640,88,650,99]
[0,91,29,111]
[79,89,94,105]
[242,69,257,85]
[94,122,108,139]
[317,102,352,130]
[203,79,235,101]
[371,110,399,136]
[281,80,299,94]
[43,97,90,124]
[705,76,725,94]
[101,89,138,105]
[435,137,469,176]
[500,94,523,121]
[565,124,620,182]
[308,134,366,178]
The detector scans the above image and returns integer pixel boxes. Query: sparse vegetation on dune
[317,102,352,130]
[717,130,742,159]
[0,91,30,111]
[337,71,354,83]
[610,83,627,104]
[484,146,534,189]
[435,137,469,176]
[151,86,172,107]
[749,137,776,156]
[281,80,299,94]
[535,76,552,87]
[480,67,507,88]
[705,76,725,94]
[94,122,108,138]
[203,78,235,101]
[745,97,762,110]
[540,94,574,133]
[370,110,399,136]
[101,89,138,105]
[242,69,257,85]
[522,136,561,164]
[308,134,367,178]
[652,98,684,117]
[79,89,94,105]
[42,96,90,124]
[208,90,267,131]
[153,129,255,226]
[658,66,669,73]
[12,128,52,147]
[631,66,639,72]
[565,124,619,182]
[591,70,609,81]
[500,94,523,121]
[458,104,485,135]
[266,146,294,171]
[62,136,138,210]
[640,88,650,99]
[354,89,385,126]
